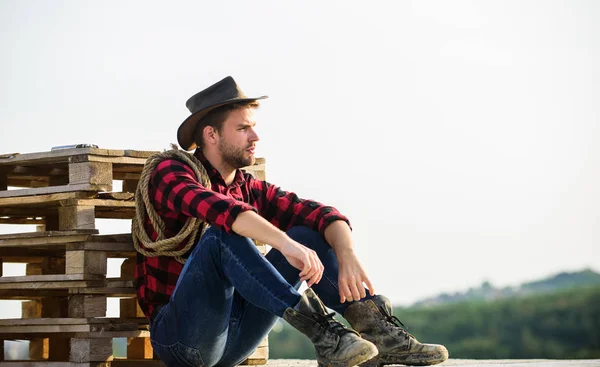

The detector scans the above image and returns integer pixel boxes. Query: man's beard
[218,139,255,169]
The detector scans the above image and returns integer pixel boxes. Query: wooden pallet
[0,148,155,199]
[0,148,266,199]
[0,149,269,365]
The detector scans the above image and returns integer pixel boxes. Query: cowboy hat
[177,76,268,151]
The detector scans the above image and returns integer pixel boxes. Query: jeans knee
[199,226,256,253]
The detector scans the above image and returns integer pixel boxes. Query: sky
[0,0,599,316]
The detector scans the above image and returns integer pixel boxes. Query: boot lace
[378,305,415,339]
[315,312,354,336]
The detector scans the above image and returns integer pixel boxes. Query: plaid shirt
[134,150,350,320]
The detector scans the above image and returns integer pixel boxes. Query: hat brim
[177,96,268,151]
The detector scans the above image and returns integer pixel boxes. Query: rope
[131,145,211,264]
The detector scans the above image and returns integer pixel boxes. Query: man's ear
[203,125,218,146]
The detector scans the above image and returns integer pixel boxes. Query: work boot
[283,288,378,367]
[344,295,448,366]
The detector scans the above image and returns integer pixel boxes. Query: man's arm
[249,177,351,235]
[324,220,375,303]
[152,159,325,287]
[249,176,375,302]
[231,211,324,287]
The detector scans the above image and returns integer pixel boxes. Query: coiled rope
[131,146,210,264]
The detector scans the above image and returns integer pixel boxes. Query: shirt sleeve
[151,159,257,233]
[247,175,351,236]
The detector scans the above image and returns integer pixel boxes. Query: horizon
[1,0,599,315]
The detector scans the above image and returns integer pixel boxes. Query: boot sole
[317,344,379,367]
[360,349,448,367]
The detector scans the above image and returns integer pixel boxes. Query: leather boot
[283,288,378,367]
[344,295,448,366]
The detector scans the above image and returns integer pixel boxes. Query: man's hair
[193,101,260,150]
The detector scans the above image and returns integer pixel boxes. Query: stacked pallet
[0,147,268,366]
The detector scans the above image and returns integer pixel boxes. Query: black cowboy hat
[177,76,268,151]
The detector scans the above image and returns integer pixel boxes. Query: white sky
[0,0,599,312]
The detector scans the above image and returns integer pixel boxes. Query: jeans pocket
[152,340,204,367]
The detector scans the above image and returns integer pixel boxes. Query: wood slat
[0,184,110,199]
[0,317,146,326]
[0,230,97,247]
[0,148,156,167]
[0,192,95,207]
[70,156,148,166]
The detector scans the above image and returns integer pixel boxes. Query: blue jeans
[150,226,366,367]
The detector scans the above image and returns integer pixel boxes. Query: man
[135,76,448,367]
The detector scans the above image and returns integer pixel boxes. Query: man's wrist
[270,231,292,251]
[335,247,356,263]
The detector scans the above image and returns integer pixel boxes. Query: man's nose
[249,128,260,142]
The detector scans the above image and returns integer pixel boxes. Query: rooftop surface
[267,360,600,367]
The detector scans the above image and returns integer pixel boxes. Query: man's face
[216,107,259,169]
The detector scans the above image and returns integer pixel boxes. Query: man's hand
[231,211,324,287]
[280,238,324,287]
[337,250,375,303]
[324,220,375,303]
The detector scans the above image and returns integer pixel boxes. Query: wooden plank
[49,336,71,362]
[0,273,103,285]
[0,191,97,203]
[0,148,155,166]
[123,150,158,158]
[29,338,49,360]
[66,242,134,254]
[242,163,266,180]
[0,174,8,190]
[120,259,135,279]
[121,179,138,193]
[0,249,65,261]
[0,322,140,335]
[0,184,109,199]
[0,230,97,247]
[241,340,269,365]
[45,214,60,231]
[70,155,148,166]
[58,206,96,231]
[68,162,113,187]
[120,298,144,318]
[0,290,67,299]
[7,165,68,176]
[69,295,107,318]
[0,329,151,340]
[62,199,135,208]
[69,286,135,297]
[0,217,45,225]
[0,148,97,166]
[0,317,147,326]
[21,295,48,360]
[48,175,70,187]
[6,178,49,188]
[82,330,150,339]
[89,234,133,243]
[126,337,153,359]
[0,361,113,366]
[70,338,113,362]
[22,300,42,318]
[111,361,165,367]
[241,345,269,365]
[66,251,107,275]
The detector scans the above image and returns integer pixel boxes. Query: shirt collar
[193,150,246,187]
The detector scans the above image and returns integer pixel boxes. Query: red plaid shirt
[134,151,350,320]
